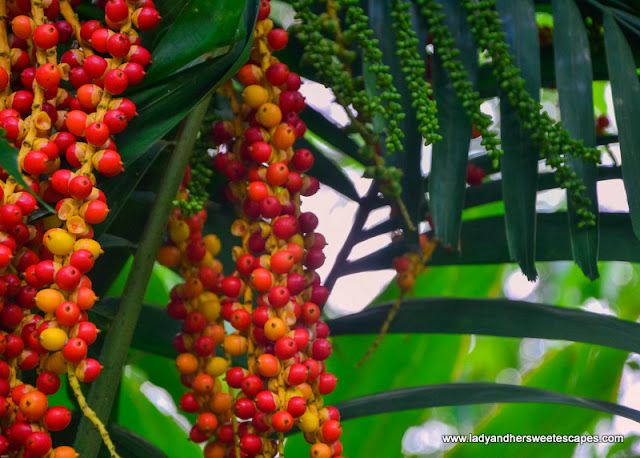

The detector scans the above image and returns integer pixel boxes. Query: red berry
[35,63,60,89]
[36,372,60,395]
[25,431,52,456]
[265,63,289,86]
[133,7,161,30]
[105,0,129,22]
[33,24,58,49]
[267,29,289,50]
[104,69,128,94]
[44,406,71,431]
[62,338,87,363]
[107,33,131,58]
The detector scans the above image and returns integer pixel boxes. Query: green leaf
[429,0,476,248]
[143,0,246,84]
[552,0,600,280]
[94,141,168,239]
[496,0,541,280]
[448,345,628,458]
[106,424,169,458]
[464,166,621,209]
[340,213,640,273]
[333,382,640,424]
[118,0,260,167]
[604,12,640,239]
[328,297,640,354]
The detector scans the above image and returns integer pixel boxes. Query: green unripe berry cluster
[173,146,213,216]
[391,0,441,145]
[461,0,598,227]
[414,0,501,164]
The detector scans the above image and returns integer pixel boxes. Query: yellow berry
[40,328,68,352]
[242,85,269,109]
[205,357,228,378]
[35,289,64,313]
[199,300,221,322]
[43,228,75,256]
[169,220,190,243]
[298,411,319,433]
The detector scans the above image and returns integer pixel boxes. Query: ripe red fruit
[272,215,300,239]
[265,63,289,86]
[321,419,343,443]
[272,410,294,432]
[56,301,81,327]
[179,392,200,413]
[62,338,87,363]
[287,363,309,386]
[240,375,262,397]
[292,148,314,172]
[91,28,112,53]
[267,28,289,50]
[107,33,131,57]
[44,405,72,431]
[318,372,338,395]
[133,7,161,30]
[23,151,49,175]
[35,63,60,89]
[233,398,256,419]
[25,431,52,456]
[104,69,128,94]
[258,0,271,20]
[274,337,297,360]
[105,0,129,22]
[55,265,81,290]
[255,390,277,413]
[33,24,59,49]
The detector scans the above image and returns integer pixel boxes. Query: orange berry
[396,271,415,291]
[242,85,269,109]
[19,390,48,420]
[175,353,198,374]
[183,277,203,299]
[193,374,214,396]
[264,317,287,341]
[256,103,282,128]
[204,441,227,458]
[50,446,78,458]
[157,245,180,268]
[256,353,279,377]
[223,334,248,356]
[209,392,233,415]
[272,124,296,150]
[266,162,289,186]
[310,443,332,458]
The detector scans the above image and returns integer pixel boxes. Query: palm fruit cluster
[158,1,344,457]
[0,0,160,456]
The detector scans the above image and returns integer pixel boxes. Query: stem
[323,187,378,292]
[73,95,212,457]
[67,362,120,458]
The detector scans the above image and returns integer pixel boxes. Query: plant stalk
[324,187,378,292]
[73,94,212,457]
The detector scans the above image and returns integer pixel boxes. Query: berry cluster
[415,0,502,166]
[0,0,160,456]
[159,2,344,457]
[461,0,599,227]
